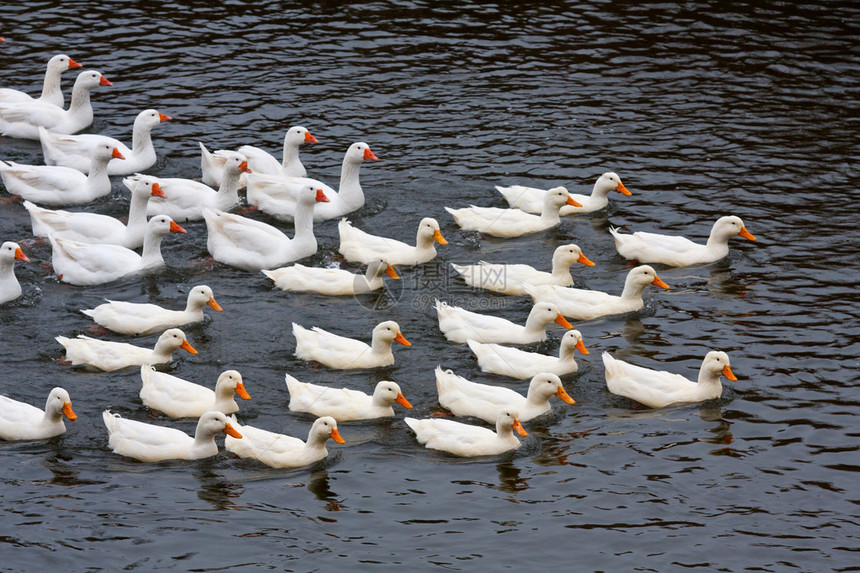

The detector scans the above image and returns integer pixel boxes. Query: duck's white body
[0,387,76,441]
[0,70,111,139]
[338,217,447,266]
[285,374,412,421]
[522,265,670,321]
[224,416,343,469]
[451,243,594,296]
[292,320,411,369]
[0,140,123,206]
[103,409,241,462]
[435,299,572,344]
[246,142,377,222]
[0,54,82,108]
[81,285,222,336]
[497,172,631,215]
[445,187,579,238]
[603,350,738,408]
[405,410,528,457]
[0,241,29,304]
[23,178,164,248]
[139,367,250,418]
[49,215,185,285]
[467,329,589,379]
[435,367,575,423]
[40,109,171,175]
[56,327,197,371]
[263,259,398,296]
[610,216,757,267]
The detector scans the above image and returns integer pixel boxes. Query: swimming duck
[139,366,250,418]
[224,415,343,469]
[435,299,572,344]
[56,327,197,371]
[467,329,589,379]
[263,259,398,296]
[285,374,412,421]
[0,241,29,304]
[610,215,757,267]
[338,217,447,266]
[496,172,631,215]
[293,320,411,369]
[0,54,82,108]
[0,387,76,441]
[603,350,738,408]
[102,409,241,462]
[405,410,527,457]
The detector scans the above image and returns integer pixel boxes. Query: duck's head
[529,302,572,329]
[312,416,345,444]
[714,215,756,242]
[703,351,737,381]
[625,265,670,291]
[552,243,594,268]
[217,370,250,400]
[597,172,631,196]
[374,381,412,409]
[529,373,575,405]
[560,329,589,355]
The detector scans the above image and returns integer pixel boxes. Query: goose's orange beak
[385,265,400,279]
[395,393,413,409]
[169,221,187,234]
[224,423,242,439]
[363,146,379,161]
[238,160,251,173]
[616,181,632,196]
[99,75,112,86]
[112,147,125,160]
[235,381,251,400]
[739,227,756,241]
[566,196,582,207]
[722,365,738,381]
[158,112,171,122]
[207,297,223,311]
[304,131,318,143]
[652,275,670,289]
[315,189,330,202]
[68,58,82,69]
[433,230,447,245]
[577,252,595,266]
[180,339,198,354]
[576,339,590,355]
[513,418,528,437]
[555,313,573,329]
[330,427,345,444]
[394,332,411,347]
[14,248,29,262]
[555,386,575,405]
[150,182,166,198]
[62,402,77,421]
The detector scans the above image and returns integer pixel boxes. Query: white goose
[0,140,123,206]
[49,214,186,286]
[434,367,575,423]
[450,243,594,296]
[496,172,632,215]
[203,185,328,271]
[23,178,164,248]
[0,70,112,139]
[0,387,77,441]
[224,415,343,469]
[0,241,29,305]
[139,366,251,418]
[603,350,738,408]
[292,320,411,369]
[435,299,572,344]
[263,259,399,296]
[56,327,197,371]
[0,54,82,108]
[40,108,172,175]
[467,329,589,380]
[285,374,413,421]
[246,141,378,222]
[522,265,670,321]
[405,410,528,457]
[610,215,757,267]
[445,186,580,238]
[81,285,222,336]
[338,217,447,266]
[102,409,241,462]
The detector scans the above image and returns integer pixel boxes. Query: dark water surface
[1,2,858,570]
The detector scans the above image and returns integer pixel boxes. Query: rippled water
[1,1,857,570]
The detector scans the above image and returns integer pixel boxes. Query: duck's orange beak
[739,227,756,241]
[395,393,413,409]
[576,339,590,355]
[394,332,411,347]
[363,146,379,161]
[224,423,242,439]
[385,265,400,279]
[207,297,223,311]
[566,196,582,207]
[180,339,198,354]
[577,252,595,266]
[235,381,251,400]
[330,427,345,444]
[616,181,632,196]
[555,386,575,405]
[433,230,447,245]
[722,365,738,381]
[555,313,573,329]
[62,402,77,421]
[513,418,528,437]
[14,247,29,262]
[304,131,318,143]
[652,275,670,289]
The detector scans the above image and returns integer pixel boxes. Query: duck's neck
[705,228,733,253]
[282,139,304,175]
[539,203,562,224]
[696,368,723,398]
[336,156,364,208]
[550,257,573,281]
[558,342,577,362]
[214,386,238,409]
[140,230,167,267]
[370,335,394,357]
[41,406,64,427]
[523,312,550,336]
[151,340,177,363]
[305,430,330,451]
[40,68,64,107]
[495,420,515,439]
[0,258,17,285]
[619,277,646,301]
[415,230,436,252]
[192,427,220,451]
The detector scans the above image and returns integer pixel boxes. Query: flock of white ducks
[0,49,759,461]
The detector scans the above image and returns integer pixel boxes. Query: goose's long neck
[216,167,242,204]
[40,68,63,107]
[67,84,92,114]
[282,139,303,173]
[337,157,364,208]
[140,230,167,266]
[0,258,16,284]
[125,191,152,232]
[130,121,154,154]
[292,198,317,249]
[86,154,112,183]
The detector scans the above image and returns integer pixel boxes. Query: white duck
[56,327,197,371]
[23,178,165,248]
[40,108,172,175]
[467,329,589,380]
[49,214,186,286]
[81,285,222,336]
[603,350,738,408]
[0,241,29,305]
[522,265,670,321]
[405,410,528,457]
[450,243,594,296]
[263,259,399,296]
[203,185,328,271]
[292,320,411,369]
[435,367,575,423]
[0,54,82,108]
[0,70,112,139]
[102,409,241,462]
[246,141,378,222]
[496,172,632,215]
[285,374,413,421]
[0,387,77,441]
[610,215,757,267]
[0,140,123,206]
[445,186,580,238]
[338,217,447,266]
[435,299,572,344]
[224,415,343,469]
[139,366,251,418]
